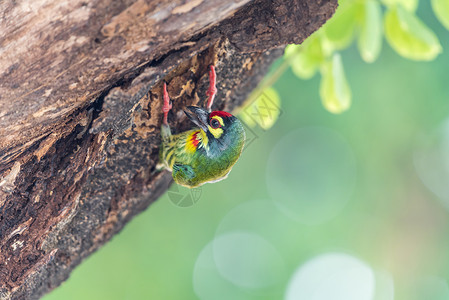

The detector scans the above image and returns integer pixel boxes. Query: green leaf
[358,0,382,63]
[319,54,352,114]
[381,0,418,12]
[384,6,442,61]
[290,35,325,79]
[240,87,281,130]
[431,0,449,31]
[322,2,358,51]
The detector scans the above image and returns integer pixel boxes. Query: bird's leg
[206,65,217,112]
[162,82,172,126]
[160,82,173,142]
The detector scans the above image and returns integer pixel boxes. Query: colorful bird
[159,66,246,188]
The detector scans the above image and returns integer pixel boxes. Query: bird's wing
[172,163,196,182]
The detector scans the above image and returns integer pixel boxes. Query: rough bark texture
[0,0,337,298]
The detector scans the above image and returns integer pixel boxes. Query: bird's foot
[162,82,172,125]
[206,65,217,112]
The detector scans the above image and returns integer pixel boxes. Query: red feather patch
[210,111,232,118]
[190,131,200,147]
[186,130,203,153]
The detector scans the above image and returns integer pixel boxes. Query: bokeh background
[45,2,449,299]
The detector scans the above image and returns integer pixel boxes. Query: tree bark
[0,0,337,298]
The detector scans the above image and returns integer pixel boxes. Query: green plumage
[160,112,245,188]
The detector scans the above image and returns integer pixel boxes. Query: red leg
[206,65,217,112]
[162,82,172,125]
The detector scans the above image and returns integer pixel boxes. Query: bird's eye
[210,118,221,129]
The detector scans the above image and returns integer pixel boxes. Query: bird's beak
[184,106,209,132]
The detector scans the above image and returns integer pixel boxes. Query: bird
[159,65,245,188]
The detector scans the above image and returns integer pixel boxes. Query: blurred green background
[45,1,449,299]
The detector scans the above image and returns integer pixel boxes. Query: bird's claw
[163,82,172,125]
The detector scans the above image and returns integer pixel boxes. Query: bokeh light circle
[285,253,375,300]
[193,232,285,300]
[193,240,248,300]
[215,200,292,247]
[266,127,356,224]
[212,231,285,289]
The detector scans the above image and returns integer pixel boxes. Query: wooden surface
[0,0,337,298]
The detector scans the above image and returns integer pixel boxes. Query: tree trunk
[0,0,337,298]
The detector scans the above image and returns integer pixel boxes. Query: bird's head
[184,106,245,153]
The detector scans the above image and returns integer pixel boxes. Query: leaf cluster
[278,0,447,116]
